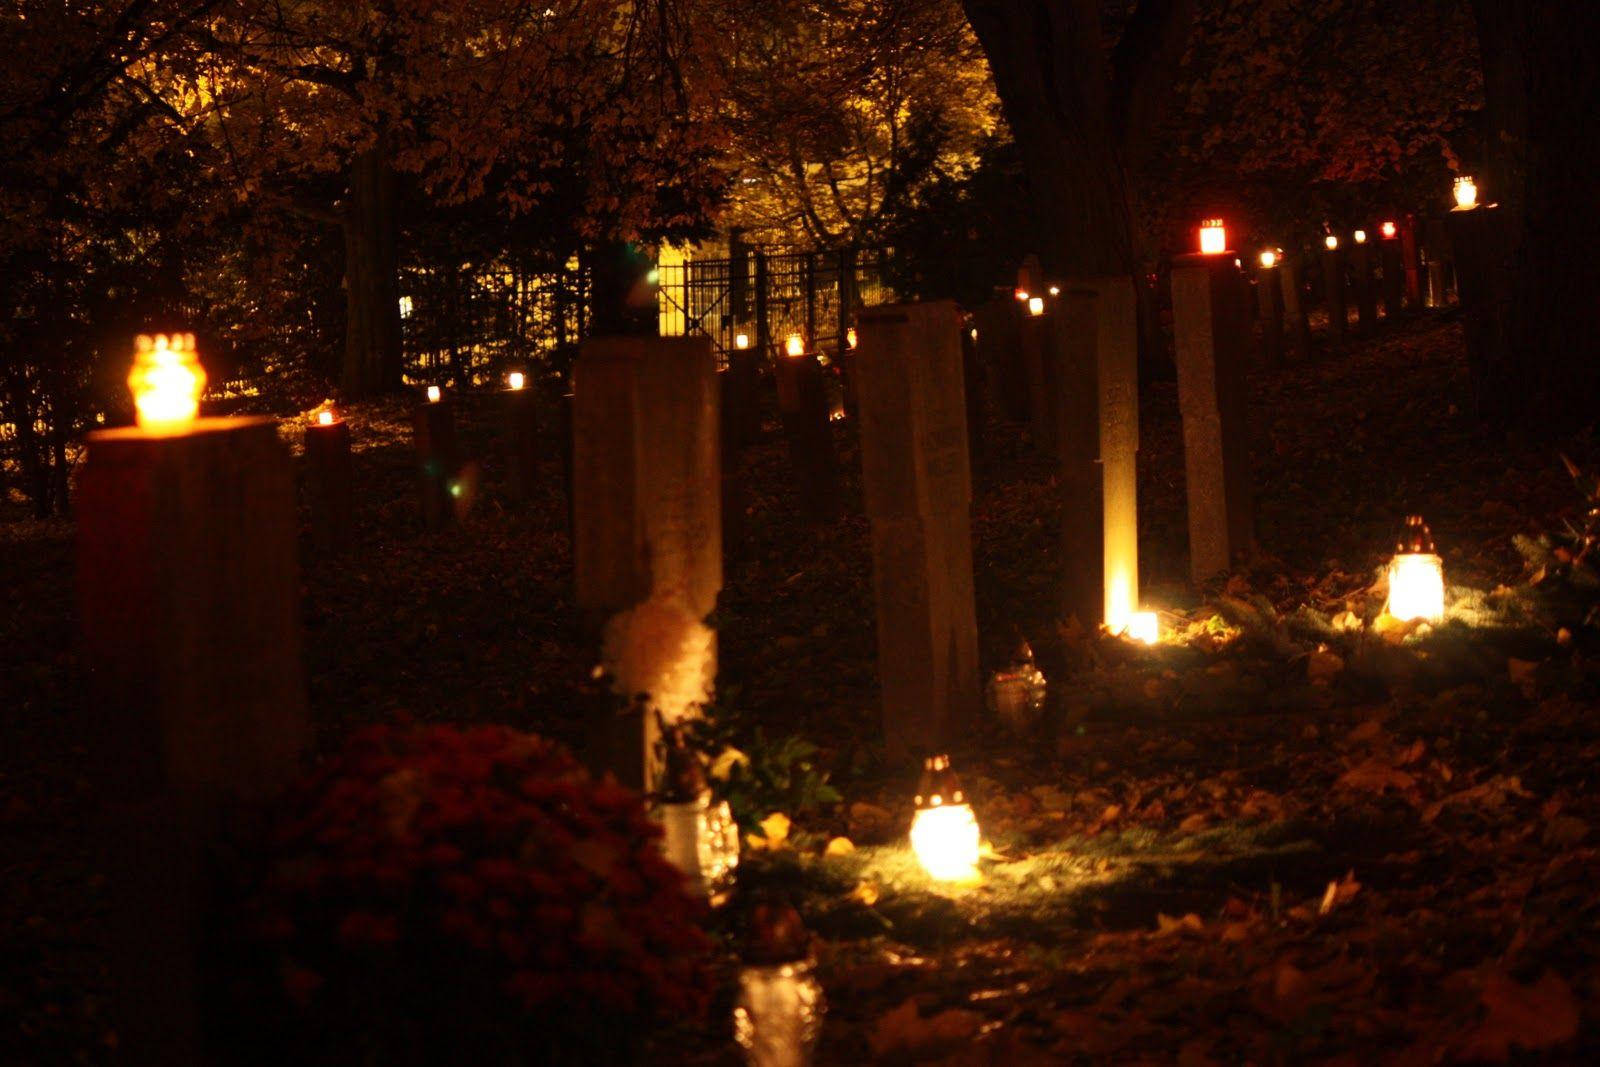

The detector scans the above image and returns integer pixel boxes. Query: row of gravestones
[75,262,1265,1059]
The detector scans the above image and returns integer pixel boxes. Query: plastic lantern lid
[914,754,965,811]
[1395,514,1436,555]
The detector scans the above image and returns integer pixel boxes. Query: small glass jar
[733,958,825,1067]
[986,644,1047,734]
[657,792,739,899]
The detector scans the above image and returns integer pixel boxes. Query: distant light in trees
[1381,221,1398,240]
[1324,234,1340,251]
[1048,285,1061,297]
[507,371,526,391]
[1354,229,1368,245]
[1027,296,1045,317]
[784,333,805,358]
[129,333,205,433]
[1259,250,1279,269]
[1453,175,1478,211]
[399,295,414,319]
[910,755,981,883]
[427,385,441,403]
[1198,218,1227,255]
[1387,515,1445,623]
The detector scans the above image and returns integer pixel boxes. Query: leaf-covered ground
[4,310,1599,1062]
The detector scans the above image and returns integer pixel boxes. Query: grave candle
[910,755,981,883]
[1387,515,1445,623]
[1199,218,1227,255]
[129,333,205,433]
[507,371,526,390]
[1453,175,1478,211]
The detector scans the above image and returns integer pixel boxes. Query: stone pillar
[855,301,980,759]
[1093,278,1141,631]
[1448,205,1514,423]
[1279,250,1313,361]
[78,416,307,1065]
[503,383,540,503]
[1401,215,1424,310]
[718,370,748,558]
[1380,235,1406,320]
[1424,218,1453,307]
[1351,237,1377,332]
[1051,289,1101,628]
[1020,300,1056,453]
[975,296,1027,422]
[1322,243,1348,345]
[1170,254,1254,583]
[572,335,721,628]
[1255,260,1285,366]
[774,346,841,521]
[412,395,459,530]
[304,415,353,555]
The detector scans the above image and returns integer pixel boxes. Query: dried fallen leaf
[1336,758,1415,794]
[1458,970,1579,1061]
[869,997,984,1058]
[1154,912,1204,938]
[824,835,855,857]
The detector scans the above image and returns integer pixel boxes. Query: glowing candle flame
[784,333,805,358]
[507,371,525,390]
[427,385,441,403]
[734,332,750,350]
[1259,250,1278,269]
[129,333,205,432]
[969,328,979,341]
[1027,296,1045,317]
[1048,285,1061,297]
[1324,234,1339,251]
[1199,219,1227,255]
[1014,289,1029,302]
[1354,229,1368,245]
[846,326,858,350]
[1381,220,1397,239]
[911,755,981,883]
[1453,176,1478,211]
[317,409,335,427]
[1126,611,1159,645]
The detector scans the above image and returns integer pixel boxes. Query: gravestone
[78,415,308,1065]
[773,346,840,521]
[975,296,1027,422]
[1351,238,1377,332]
[412,395,459,529]
[1380,235,1406,319]
[1050,288,1101,629]
[304,415,353,554]
[572,334,721,629]
[1279,250,1313,361]
[855,301,980,759]
[1170,254,1255,583]
[1322,244,1348,344]
[1256,260,1285,366]
[502,383,540,503]
[1075,277,1139,630]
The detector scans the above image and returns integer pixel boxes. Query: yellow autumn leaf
[824,836,855,857]
[746,811,791,851]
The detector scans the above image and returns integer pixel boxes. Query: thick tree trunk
[1472,0,1600,434]
[341,132,403,397]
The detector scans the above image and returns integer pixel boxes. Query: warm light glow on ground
[129,333,205,433]
[911,803,981,883]
[1126,611,1159,645]
[1388,553,1445,623]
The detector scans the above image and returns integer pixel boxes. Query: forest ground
[4,309,1599,1063]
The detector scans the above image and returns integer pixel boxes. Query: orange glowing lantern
[845,326,858,350]
[1324,234,1340,251]
[426,385,442,403]
[910,755,981,883]
[507,371,526,391]
[1453,176,1478,211]
[1381,220,1398,240]
[1013,288,1029,302]
[1354,229,1368,245]
[784,333,805,358]
[1387,515,1445,623]
[734,332,751,350]
[129,333,205,433]
[316,408,336,427]
[1027,296,1045,317]
[1198,219,1227,255]
[1048,285,1061,297]
[1259,249,1279,269]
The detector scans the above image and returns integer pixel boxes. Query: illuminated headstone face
[129,333,205,433]
[910,755,980,882]
[784,333,805,358]
[1453,175,1478,210]
[1324,234,1340,251]
[426,385,441,403]
[1259,250,1278,269]
[1198,219,1227,255]
[507,371,525,390]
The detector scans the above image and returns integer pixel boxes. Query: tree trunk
[1472,0,1600,434]
[341,131,403,397]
